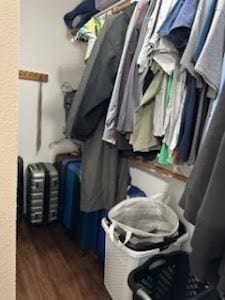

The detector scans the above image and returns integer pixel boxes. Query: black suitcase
[17,156,24,224]
[26,163,59,225]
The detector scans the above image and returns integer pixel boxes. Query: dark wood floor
[17,223,110,300]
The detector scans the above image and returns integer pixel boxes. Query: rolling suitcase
[54,152,80,170]
[62,160,81,231]
[26,163,45,225]
[26,163,59,225]
[17,156,24,224]
[42,163,59,224]
[62,160,103,253]
[58,158,80,221]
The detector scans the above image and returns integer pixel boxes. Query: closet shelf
[130,158,188,183]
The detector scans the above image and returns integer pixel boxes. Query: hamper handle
[109,223,132,246]
[102,218,132,247]
[136,288,152,300]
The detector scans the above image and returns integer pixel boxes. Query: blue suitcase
[62,160,103,253]
[95,209,108,263]
[59,158,80,221]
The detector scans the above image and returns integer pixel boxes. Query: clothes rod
[19,70,48,83]
[95,0,131,17]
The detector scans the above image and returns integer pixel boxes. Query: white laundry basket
[102,218,188,300]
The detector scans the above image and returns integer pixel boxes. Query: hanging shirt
[131,64,163,152]
[187,84,210,165]
[170,87,187,151]
[194,0,225,98]
[192,0,218,63]
[159,0,198,51]
[152,37,179,75]
[180,0,208,79]
[159,0,185,38]
[116,2,157,134]
[137,0,176,75]
[137,0,162,75]
[153,73,167,137]
[157,73,175,165]
[102,0,148,145]
[163,66,187,150]
[176,74,200,162]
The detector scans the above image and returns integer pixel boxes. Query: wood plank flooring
[16,223,110,300]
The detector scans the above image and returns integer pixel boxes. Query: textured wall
[19,0,85,166]
[0,0,18,299]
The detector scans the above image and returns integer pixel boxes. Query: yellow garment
[79,15,106,39]
[131,65,163,152]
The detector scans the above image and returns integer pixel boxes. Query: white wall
[0,0,18,298]
[19,0,85,166]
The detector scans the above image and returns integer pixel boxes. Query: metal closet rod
[95,0,131,17]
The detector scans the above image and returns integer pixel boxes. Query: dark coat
[180,82,225,297]
[66,4,135,141]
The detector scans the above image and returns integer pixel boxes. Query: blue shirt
[159,0,185,37]
[192,0,217,63]
[159,0,198,50]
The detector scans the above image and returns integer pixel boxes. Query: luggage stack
[26,163,59,225]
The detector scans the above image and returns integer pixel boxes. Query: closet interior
[17,0,225,299]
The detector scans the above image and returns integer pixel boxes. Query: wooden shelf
[130,158,188,183]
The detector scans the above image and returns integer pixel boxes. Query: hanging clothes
[116,2,157,136]
[81,118,129,212]
[137,0,176,75]
[202,55,225,139]
[65,4,137,212]
[153,73,168,137]
[66,16,114,139]
[163,66,187,150]
[187,84,210,165]
[180,82,225,298]
[191,0,218,63]
[194,0,225,98]
[130,63,163,152]
[66,4,136,140]
[180,0,210,78]
[158,0,199,51]
[64,0,99,30]
[102,0,148,145]
[175,73,200,161]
